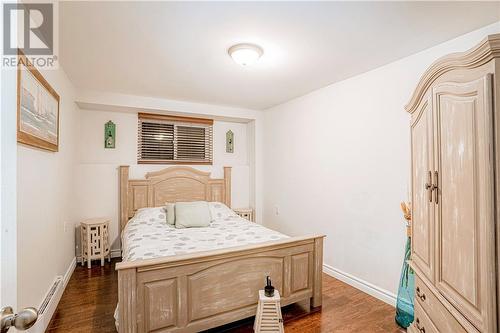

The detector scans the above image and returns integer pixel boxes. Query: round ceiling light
[228,43,264,66]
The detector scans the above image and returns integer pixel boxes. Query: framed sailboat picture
[17,51,60,152]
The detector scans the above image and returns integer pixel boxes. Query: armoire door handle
[424,171,432,202]
[432,171,438,204]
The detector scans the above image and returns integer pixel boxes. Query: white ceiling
[60,2,500,110]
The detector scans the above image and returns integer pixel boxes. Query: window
[138,113,213,164]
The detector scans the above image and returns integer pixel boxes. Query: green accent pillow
[175,201,211,229]
[165,203,175,225]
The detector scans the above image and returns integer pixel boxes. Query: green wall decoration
[226,130,234,153]
[104,121,116,149]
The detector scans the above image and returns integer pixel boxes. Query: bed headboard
[119,165,231,232]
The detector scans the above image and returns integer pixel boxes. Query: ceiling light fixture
[228,43,263,66]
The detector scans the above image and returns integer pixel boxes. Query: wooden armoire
[408,34,500,333]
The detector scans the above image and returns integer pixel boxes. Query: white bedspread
[121,204,288,262]
[115,203,288,329]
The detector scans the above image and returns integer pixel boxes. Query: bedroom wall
[17,67,79,310]
[262,21,500,304]
[75,108,253,255]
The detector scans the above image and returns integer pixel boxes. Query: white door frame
[1,0,19,311]
[1,54,19,311]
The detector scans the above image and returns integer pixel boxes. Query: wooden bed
[116,165,324,333]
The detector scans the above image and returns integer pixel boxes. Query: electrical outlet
[274,205,280,216]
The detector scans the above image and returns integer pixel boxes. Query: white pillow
[175,201,211,229]
[208,202,238,221]
[134,207,167,223]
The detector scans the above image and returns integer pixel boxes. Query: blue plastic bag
[395,236,414,328]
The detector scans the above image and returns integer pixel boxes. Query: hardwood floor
[47,259,405,333]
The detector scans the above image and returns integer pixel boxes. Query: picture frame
[226,130,234,153]
[104,120,116,148]
[17,50,60,152]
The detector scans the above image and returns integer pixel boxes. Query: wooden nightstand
[81,218,111,268]
[234,208,254,222]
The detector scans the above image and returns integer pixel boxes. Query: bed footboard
[116,235,324,333]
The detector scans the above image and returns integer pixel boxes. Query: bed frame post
[224,166,231,208]
[312,237,324,308]
[119,165,130,232]
[118,268,137,333]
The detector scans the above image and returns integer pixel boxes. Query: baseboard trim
[63,257,76,288]
[111,248,121,258]
[323,263,397,307]
[27,257,76,333]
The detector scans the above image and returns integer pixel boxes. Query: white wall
[17,67,79,309]
[76,109,252,253]
[262,22,500,303]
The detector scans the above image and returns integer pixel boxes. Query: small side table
[81,218,111,268]
[254,290,284,333]
[234,208,254,222]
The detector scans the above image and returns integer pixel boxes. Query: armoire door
[433,75,496,333]
[410,95,435,283]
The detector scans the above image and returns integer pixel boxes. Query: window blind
[138,113,213,164]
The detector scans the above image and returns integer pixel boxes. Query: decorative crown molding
[406,33,500,114]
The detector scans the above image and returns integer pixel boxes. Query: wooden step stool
[254,290,284,333]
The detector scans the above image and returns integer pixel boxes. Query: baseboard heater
[26,276,63,333]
